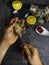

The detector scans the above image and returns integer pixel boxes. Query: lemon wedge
[26,15,36,25]
[12,1,22,10]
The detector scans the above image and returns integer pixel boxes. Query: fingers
[23,44,43,65]
[9,17,18,28]
[15,17,19,23]
[23,45,32,62]
[10,23,15,28]
[23,45,31,56]
[27,44,39,56]
[10,17,18,24]
[22,19,25,24]
[27,44,35,54]
[23,44,38,59]
[10,18,16,24]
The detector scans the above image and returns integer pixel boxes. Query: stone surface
[0,0,49,65]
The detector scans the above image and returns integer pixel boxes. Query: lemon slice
[26,15,36,25]
[12,1,22,10]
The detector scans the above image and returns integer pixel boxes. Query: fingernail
[23,45,27,49]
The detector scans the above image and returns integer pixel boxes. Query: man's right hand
[23,44,44,65]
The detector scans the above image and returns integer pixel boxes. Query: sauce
[37,26,43,33]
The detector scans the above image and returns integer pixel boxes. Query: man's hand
[4,17,26,46]
[0,17,19,63]
[23,44,44,65]
[4,17,19,45]
[0,17,26,64]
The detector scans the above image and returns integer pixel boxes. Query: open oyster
[30,5,38,13]
[45,14,49,22]
[30,4,42,17]
[44,6,49,22]
[14,20,25,36]
[45,6,49,15]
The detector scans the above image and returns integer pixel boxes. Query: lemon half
[26,15,36,25]
[12,1,22,10]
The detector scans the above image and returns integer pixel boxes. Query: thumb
[10,17,18,28]
[11,23,15,28]
[10,17,18,24]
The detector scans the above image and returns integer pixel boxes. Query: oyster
[14,20,25,36]
[44,6,49,22]
[45,14,49,22]
[30,4,42,17]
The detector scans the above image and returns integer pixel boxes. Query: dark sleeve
[1,37,25,65]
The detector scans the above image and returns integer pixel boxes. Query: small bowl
[35,26,49,36]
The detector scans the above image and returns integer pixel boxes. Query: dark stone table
[0,0,49,65]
